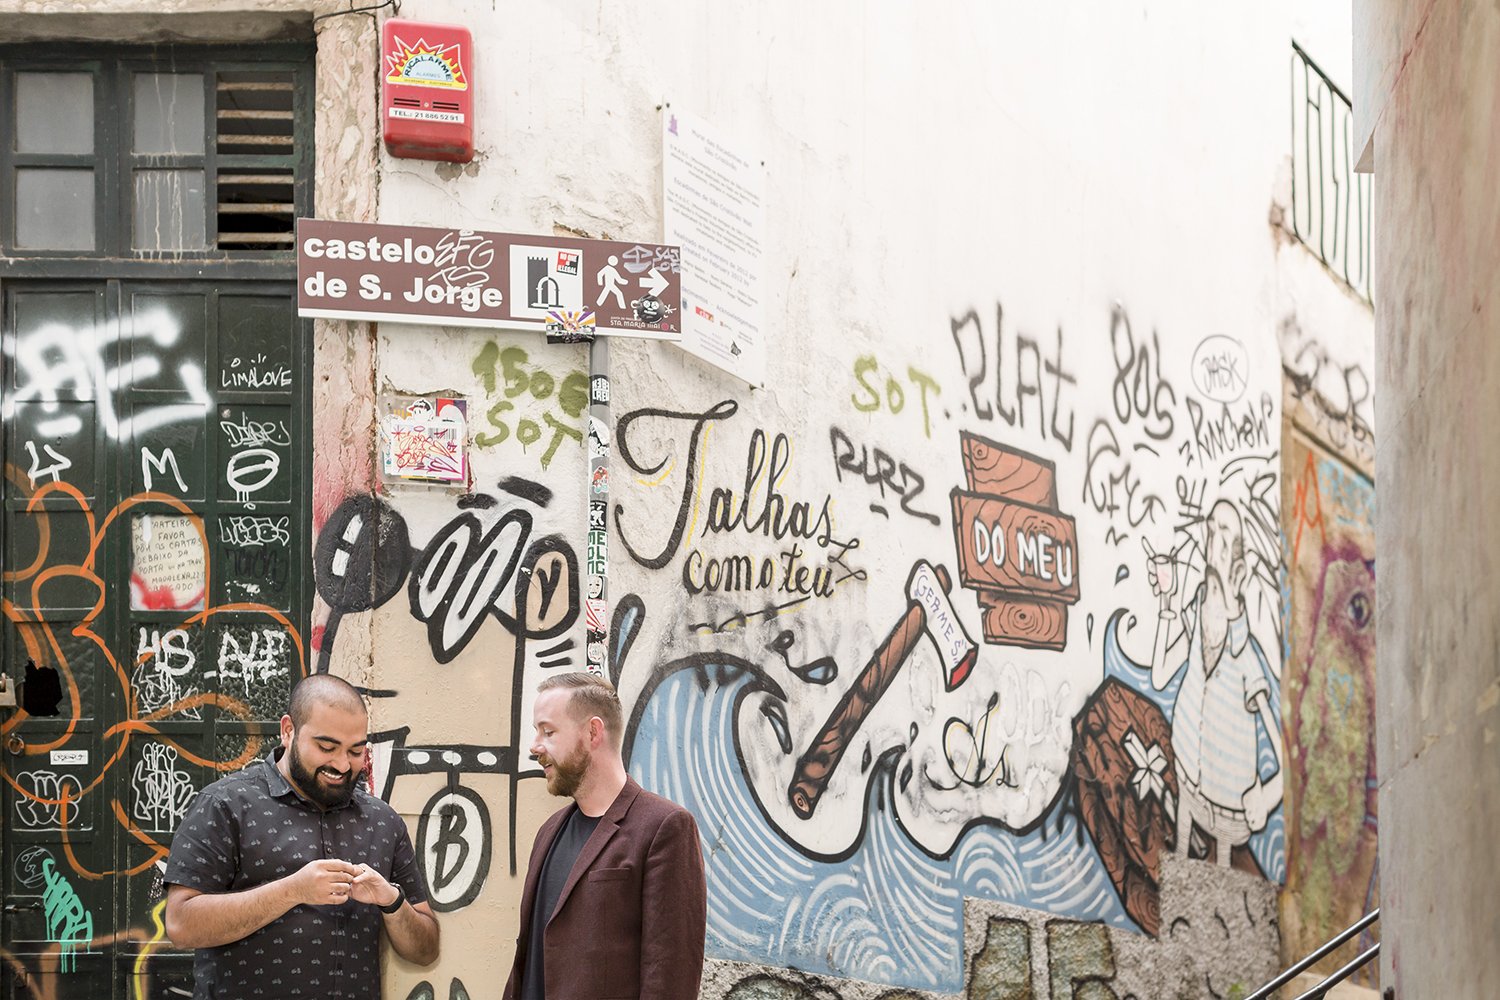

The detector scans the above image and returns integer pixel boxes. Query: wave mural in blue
[626,607,1285,993]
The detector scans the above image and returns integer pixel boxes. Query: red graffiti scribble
[1291,449,1327,563]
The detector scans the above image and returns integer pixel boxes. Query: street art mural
[705,877,1280,1000]
[312,486,580,883]
[1280,429,1377,984]
[610,304,1291,994]
[313,492,578,670]
[0,481,577,999]
[4,288,1317,1000]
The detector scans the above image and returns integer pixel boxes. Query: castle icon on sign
[527,256,562,309]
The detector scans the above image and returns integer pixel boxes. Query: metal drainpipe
[585,335,610,677]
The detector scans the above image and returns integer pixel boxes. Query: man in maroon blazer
[503,672,707,1000]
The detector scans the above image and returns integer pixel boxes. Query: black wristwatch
[379,884,406,914]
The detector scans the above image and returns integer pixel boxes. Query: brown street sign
[296,218,682,338]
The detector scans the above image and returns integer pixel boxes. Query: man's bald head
[288,674,366,728]
[1206,499,1246,583]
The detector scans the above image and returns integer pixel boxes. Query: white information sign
[662,106,767,387]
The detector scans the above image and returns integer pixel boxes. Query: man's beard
[288,740,361,808]
[540,743,591,798]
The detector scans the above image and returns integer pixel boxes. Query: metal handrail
[1288,944,1380,1000]
[1245,908,1379,1000]
[1291,41,1352,104]
[1288,40,1374,305]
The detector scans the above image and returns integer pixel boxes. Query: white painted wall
[0,0,1378,995]
[364,2,1374,997]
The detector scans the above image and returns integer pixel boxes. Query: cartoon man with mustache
[1148,500,1285,867]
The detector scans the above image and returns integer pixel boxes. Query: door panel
[1,42,314,999]
[2,283,113,996]
[2,278,308,1000]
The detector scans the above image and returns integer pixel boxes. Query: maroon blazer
[502,777,707,1000]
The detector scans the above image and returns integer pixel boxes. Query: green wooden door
[1,279,310,999]
[0,39,314,1000]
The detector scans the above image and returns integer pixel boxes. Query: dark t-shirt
[164,750,428,1000]
[520,808,602,1000]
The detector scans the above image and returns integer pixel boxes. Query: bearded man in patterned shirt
[164,674,439,999]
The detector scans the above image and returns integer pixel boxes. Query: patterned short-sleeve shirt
[164,750,428,1000]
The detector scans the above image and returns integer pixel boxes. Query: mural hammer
[788,560,978,819]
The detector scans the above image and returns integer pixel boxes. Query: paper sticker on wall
[382,395,469,483]
[545,308,596,343]
[130,514,207,611]
[663,105,766,385]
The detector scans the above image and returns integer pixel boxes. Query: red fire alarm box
[381,18,475,163]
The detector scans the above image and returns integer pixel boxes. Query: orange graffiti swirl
[1,465,306,881]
